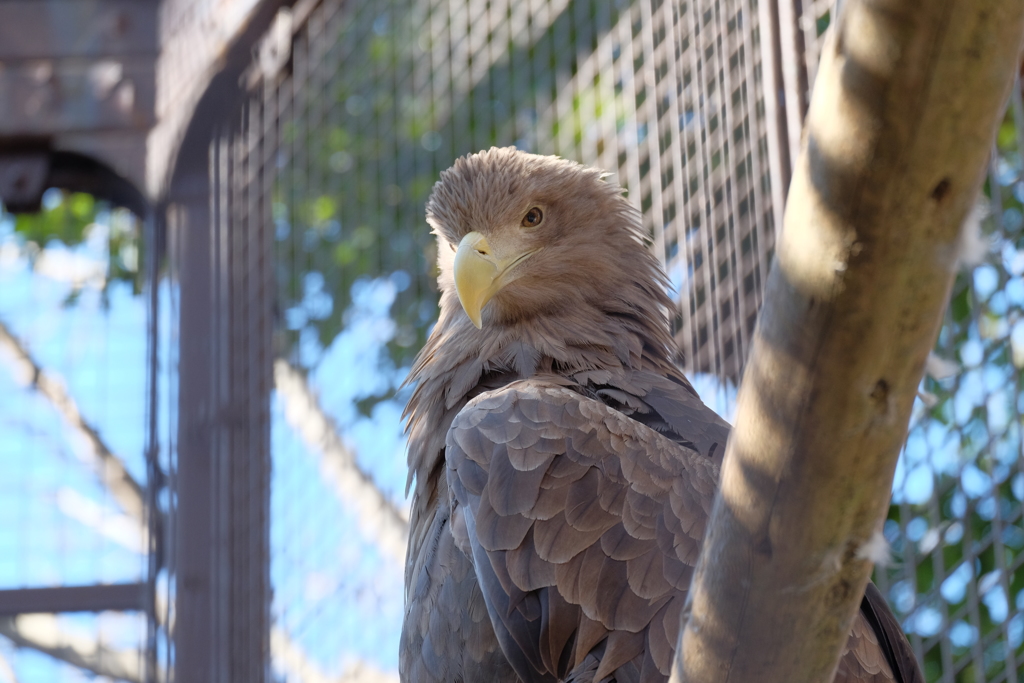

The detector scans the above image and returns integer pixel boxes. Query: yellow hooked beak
[453,231,534,328]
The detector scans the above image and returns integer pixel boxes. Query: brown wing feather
[447,379,717,682]
[447,377,923,683]
[837,610,895,683]
[399,496,519,683]
[835,582,925,683]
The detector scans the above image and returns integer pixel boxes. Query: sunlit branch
[675,0,1024,681]
[0,646,18,683]
[0,614,142,683]
[274,359,409,564]
[56,487,146,554]
[0,318,145,524]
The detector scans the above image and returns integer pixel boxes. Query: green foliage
[1,190,143,301]
[13,191,96,247]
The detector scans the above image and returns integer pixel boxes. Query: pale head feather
[426,147,666,329]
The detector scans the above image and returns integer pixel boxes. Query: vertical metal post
[173,165,224,683]
[227,103,273,683]
[144,202,163,683]
[757,0,796,232]
[171,117,271,683]
[774,0,810,181]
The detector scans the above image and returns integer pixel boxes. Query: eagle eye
[521,207,543,228]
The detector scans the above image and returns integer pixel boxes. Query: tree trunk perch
[675,1,1024,682]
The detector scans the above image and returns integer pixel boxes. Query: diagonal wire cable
[0,317,145,524]
[274,359,409,564]
[0,615,143,683]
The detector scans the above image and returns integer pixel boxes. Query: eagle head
[426,147,667,330]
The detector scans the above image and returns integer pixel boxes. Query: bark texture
[675,2,1024,682]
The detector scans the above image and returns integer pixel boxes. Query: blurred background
[0,0,1022,681]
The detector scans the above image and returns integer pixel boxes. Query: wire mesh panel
[252,0,782,679]
[269,0,779,380]
[0,193,149,682]
[153,0,1024,681]
[160,101,274,682]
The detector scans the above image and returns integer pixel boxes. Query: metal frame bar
[0,584,147,615]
